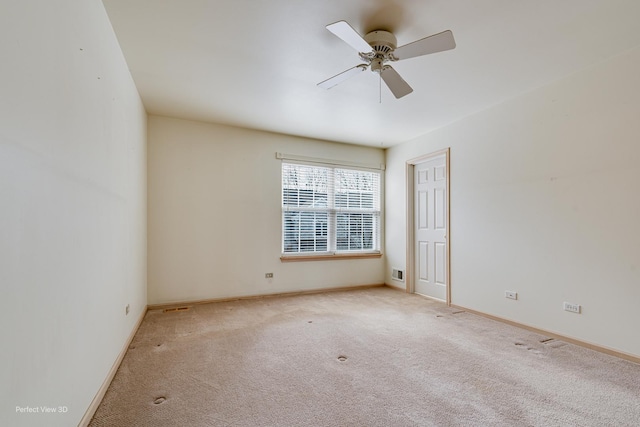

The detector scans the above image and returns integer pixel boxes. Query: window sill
[280,252,382,262]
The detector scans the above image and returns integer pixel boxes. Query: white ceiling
[103,0,640,147]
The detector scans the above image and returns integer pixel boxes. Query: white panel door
[414,155,447,300]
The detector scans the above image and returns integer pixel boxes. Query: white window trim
[279,154,384,261]
[276,152,385,171]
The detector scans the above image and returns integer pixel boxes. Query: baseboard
[78,306,148,427]
[147,283,385,311]
[451,304,640,365]
[383,283,407,292]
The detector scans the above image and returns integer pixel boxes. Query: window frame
[279,156,383,262]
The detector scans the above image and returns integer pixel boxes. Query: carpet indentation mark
[163,306,190,313]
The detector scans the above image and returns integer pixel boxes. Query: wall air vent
[392,268,404,282]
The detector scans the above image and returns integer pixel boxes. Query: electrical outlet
[125,304,130,315]
[563,302,581,314]
[265,273,273,279]
[505,291,518,300]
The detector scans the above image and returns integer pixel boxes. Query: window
[282,162,381,258]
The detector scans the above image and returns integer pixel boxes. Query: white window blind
[282,162,381,255]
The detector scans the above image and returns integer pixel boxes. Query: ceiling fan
[318,21,456,99]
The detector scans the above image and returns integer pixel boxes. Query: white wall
[148,116,385,305]
[0,1,147,426]
[385,46,640,358]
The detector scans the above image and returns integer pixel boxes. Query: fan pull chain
[379,72,382,104]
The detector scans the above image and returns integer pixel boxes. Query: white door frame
[405,148,451,305]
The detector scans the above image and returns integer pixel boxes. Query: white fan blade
[393,30,456,61]
[326,21,374,54]
[318,64,368,89]
[381,66,413,98]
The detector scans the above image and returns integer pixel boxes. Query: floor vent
[392,268,405,282]
[163,306,190,313]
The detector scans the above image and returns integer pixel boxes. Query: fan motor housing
[364,30,397,54]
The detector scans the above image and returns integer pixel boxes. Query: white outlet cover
[505,291,518,300]
[563,302,581,313]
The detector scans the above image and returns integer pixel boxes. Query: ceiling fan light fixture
[370,58,384,74]
[318,20,456,99]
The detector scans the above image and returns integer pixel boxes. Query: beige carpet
[90,287,640,426]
